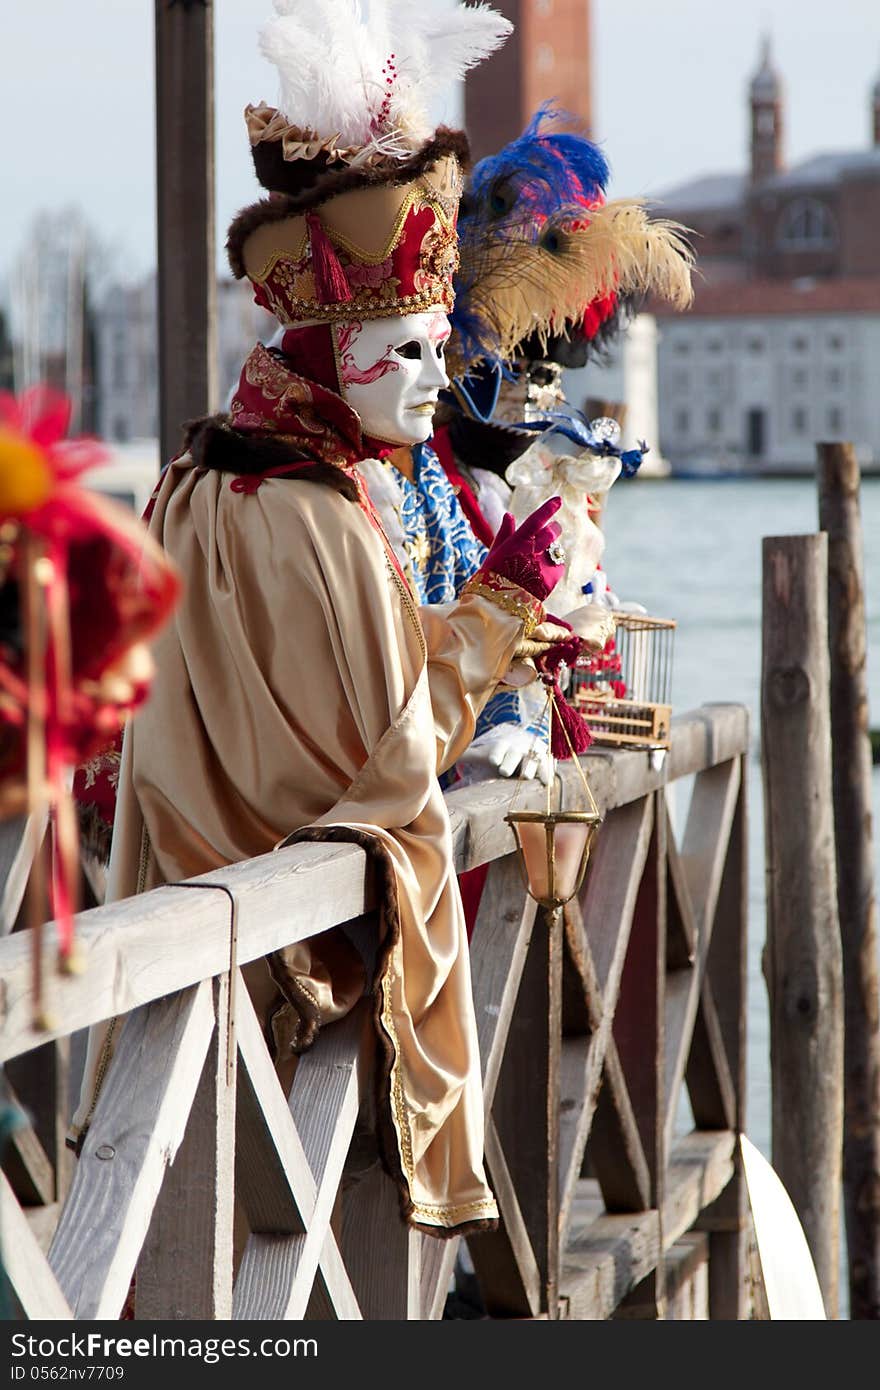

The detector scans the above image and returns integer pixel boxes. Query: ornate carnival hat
[449,105,695,379]
[226,0,512,326]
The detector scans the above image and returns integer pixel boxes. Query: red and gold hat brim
[227,132,467,325]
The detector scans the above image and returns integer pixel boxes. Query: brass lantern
[505,806,601,911]
[505,689,603,912]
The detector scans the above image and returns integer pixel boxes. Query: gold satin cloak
[78,458,524,1233]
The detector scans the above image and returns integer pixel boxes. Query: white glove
[457,722,553,785]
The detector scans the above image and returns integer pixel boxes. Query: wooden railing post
[135,974,236,1318]
[481,897,562,1316]
[762,534,844,1317]
[610,791,667,1317]
[693,758,749,1318]
[818,442,880,1320]
[341,1163,422,1319]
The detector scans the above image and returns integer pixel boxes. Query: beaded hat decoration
[227,0,512,326]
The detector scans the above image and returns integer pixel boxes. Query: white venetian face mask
[333,310,451,446]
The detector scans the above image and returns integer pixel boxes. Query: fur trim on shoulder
[182,414,361,501]
[227,127,471,279]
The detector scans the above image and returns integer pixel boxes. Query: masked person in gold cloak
[71,1,580,1238]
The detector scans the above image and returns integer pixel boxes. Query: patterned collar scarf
[226,340,414,592]
[228,331,399,474]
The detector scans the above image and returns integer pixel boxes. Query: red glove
[479,497,565,602]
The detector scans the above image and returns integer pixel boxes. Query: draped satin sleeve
[419,596,523,775]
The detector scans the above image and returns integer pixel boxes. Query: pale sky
[1,0,878,283]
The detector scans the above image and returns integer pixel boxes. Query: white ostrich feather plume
[261,0,512,160]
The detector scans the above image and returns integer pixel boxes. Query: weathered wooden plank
[341,1161,421,1319]
[471,1118,541,1318]
[667,704,750,783]
[606,792,666,1312]
[484,903,562,1316]
[2,1111,55,1207]
[136,975,236,1319]
[0,709,750,1068]
[304,1235,363,1321]
[612,797,666,1199]
[665,814,697,970]
[763,534,844,1317]
[24,1201,60,1255]
[680,759,741,936]
[664,758,740,1146]
[0,810,45,935]
[418,1234,459,1322]
[818,441,880,1321]
[557,800,653,1236]
[586,1039,652,1215]
[6,1039,73,1202]
[0,1171,72,1320]
[468,853,536,1111]
[0,842,373,1064]
[231,985,361,1320]
[685,981,736,1131]
[581,796,654,1002]
[48,981,214,1319]
[698,762,750,1318]
[561,1129,735,1320]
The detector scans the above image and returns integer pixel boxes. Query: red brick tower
[464,0,592,161]
[749,35,784,183]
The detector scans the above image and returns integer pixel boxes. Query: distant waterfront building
[566,315,670,476]
[653,39,880,473]
[94,276,273,446]
[95,276,158,444]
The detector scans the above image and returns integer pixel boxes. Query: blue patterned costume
[374,443,521,732]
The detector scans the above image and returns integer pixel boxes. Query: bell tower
[464,0,593,162]
[749,35,784,183]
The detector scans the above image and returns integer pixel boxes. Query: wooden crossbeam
[232,983,362,1320]
[470,853,537,1111]
[418,1233,460,1321]
[48,980,215,1318]
[1,1079,55,1207]
[471,1118,542,1318]
[557,797,653,1237]
[136,975,237,1318]
[0,1169,72,1320]
[0,810,46,935]
[666,814,697,970]
[582,797,654,1003]
[586,1040,652,1214]
[685,982,736,1130]
[663,759,741,1148]
[560,1129,736,1320]
[341,1162,421,1319]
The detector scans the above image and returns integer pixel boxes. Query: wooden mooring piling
[818,443,880,1320]
[761,532,844,1317]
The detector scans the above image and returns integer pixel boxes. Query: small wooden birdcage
[571,614,676,750]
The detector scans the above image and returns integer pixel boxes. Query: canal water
[603,475,880,1179]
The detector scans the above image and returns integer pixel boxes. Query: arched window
[777,198,836,250]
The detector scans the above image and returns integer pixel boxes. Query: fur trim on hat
[227,127,470,280]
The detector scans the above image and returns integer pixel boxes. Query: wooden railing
[0,702,749,1321]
